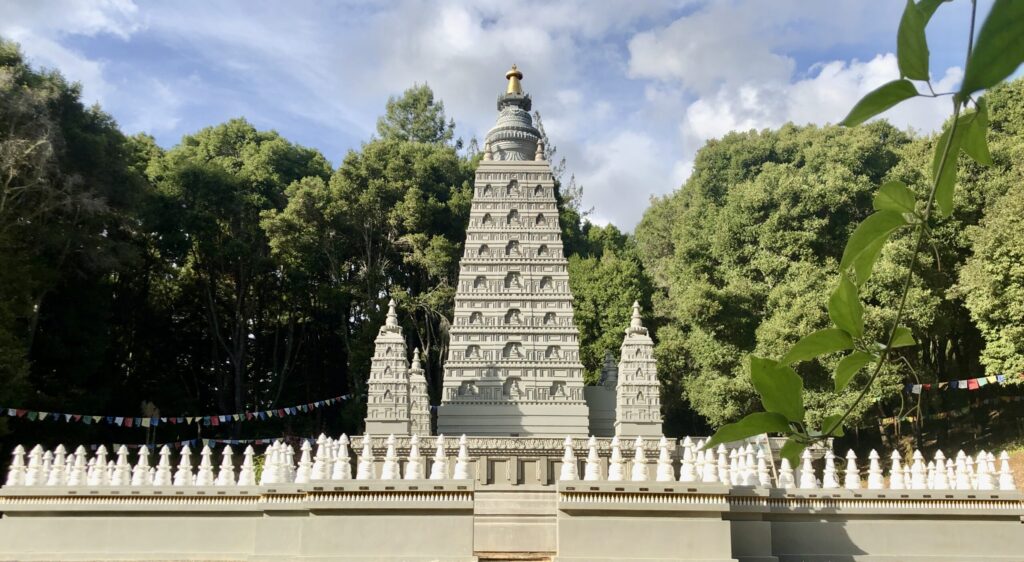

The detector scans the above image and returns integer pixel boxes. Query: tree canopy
[636,79,1024,436]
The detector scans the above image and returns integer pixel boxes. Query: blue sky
[0,0,993,229]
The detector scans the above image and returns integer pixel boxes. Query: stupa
[435,65,591,436]
[360,66,661,438]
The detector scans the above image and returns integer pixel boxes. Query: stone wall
[2,436,1021,561]
[1,482,1021,561]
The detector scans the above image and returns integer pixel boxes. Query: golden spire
[505,64,523,94]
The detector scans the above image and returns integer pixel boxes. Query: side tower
[437,66,590,436]
[408,348,432,435]
[614,302,662,437]
[364,299,412,435]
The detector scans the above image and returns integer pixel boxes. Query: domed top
[505,64,523,94]
[486,64,541,161]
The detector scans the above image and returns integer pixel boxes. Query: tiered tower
[437,65,590,436]
[364,300,412,435]
[408,348,431,435]
[614,302,662,436]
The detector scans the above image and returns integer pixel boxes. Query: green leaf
[780,328,854,366]
[835,351,873,392]
[839,211,909,283]
[890,326,917,348]
[962,99,993,166]
[779,438,806,467]
[852,236,887,287]
[917,0,947,22]
[959,0,1024,99]
[822,414,846,438]
[829,275,864,338]
[897,0,929,80]
[931,119,964,218]
[704,412,792,450]
[840,79,919,127]
[750,356,805,423]
[873,180,917,214]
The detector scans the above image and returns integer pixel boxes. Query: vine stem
[823,0,977,439]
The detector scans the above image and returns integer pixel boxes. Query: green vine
[705,0,1024,464]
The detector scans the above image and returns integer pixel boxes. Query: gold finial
[505,64,523,94]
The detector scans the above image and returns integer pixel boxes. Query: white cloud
[575,131,681,228]
[628,9,795,94]
[681,54,962,159]
[0,0,981,230]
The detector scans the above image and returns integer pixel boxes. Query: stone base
[364,418,410,436]
[614,419,664,437]
[438,401,590,436]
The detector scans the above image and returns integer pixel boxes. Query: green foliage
[958,0,1024,100]
[376,84,456,146]
[692,0,1023,449]
[959,183,1024,378]
[704,412,790,449]
[635,122,912,428]
[779,329,853,366]
[749,357,805,422]
[897,0,930,81]
[829,276,865,338]
[567,228,653,383]
[873,181,917,214]
[840,80,918,127]
[835,352,873,392]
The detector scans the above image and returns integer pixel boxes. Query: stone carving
[408,348,431,436]
[380,434,400,480]
[430,434,449,480]
[559,436,579,481]
[453,435,471,480]
[630,436,649,482]
[364,300,413,435]
[238,446,256,486]
[216,445,236,486]
[583,436,601,481]
[3,437,1017,493]
[356,435,376,480]
[405,434,424,480]
[437,66,590,436]
[332,434,352,480]
[614,302,662,437]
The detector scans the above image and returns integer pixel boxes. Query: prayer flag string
[0,394,351,428]
[904,373,1022,394]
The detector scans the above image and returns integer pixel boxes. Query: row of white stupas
[3,434,1016,491]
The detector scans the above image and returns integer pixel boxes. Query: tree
[959,186,1024,379]
[376,84,456,146]
[320,138,474,402]
[567,225,652,384]
[145,118,332,414]
[956,80,1024,380]
[635,122,919,428]
[0,39,154,440]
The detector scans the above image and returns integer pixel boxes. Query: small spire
[412,348,422,370]
[385,299,398,328]
[627,301,647,335]
[505,64,523,94]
